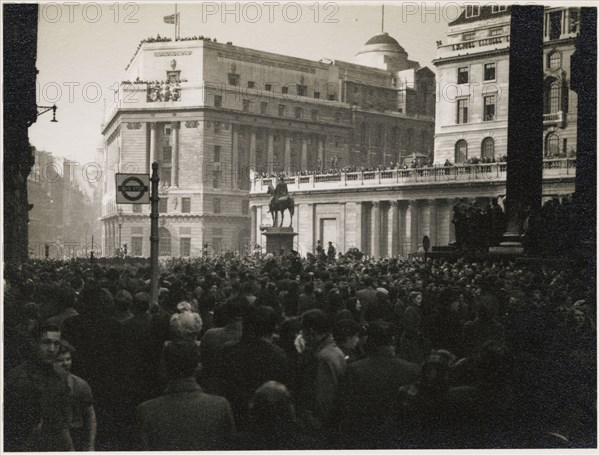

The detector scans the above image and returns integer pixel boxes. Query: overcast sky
[27,1,588,166]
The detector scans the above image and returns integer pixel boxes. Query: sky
[28,1,452,164]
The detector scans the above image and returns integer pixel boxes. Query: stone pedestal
[262,226,297,256]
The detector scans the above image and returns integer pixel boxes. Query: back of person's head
[363,275,373,287]
[170,310,202,341]
[301,309,330,335]
[243,305,277,339]
[364,321,394,352]
[419,351,450,393]
[332,318,361,345]
[303,282,314,294]
[249,381,295,429]
[163,340,199,379]
[133,292,150,314]
[114,290,133,313]
[55,285,76,311]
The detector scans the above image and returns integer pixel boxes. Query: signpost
[115,168,159,305]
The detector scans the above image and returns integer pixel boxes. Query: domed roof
[356,32,406,56]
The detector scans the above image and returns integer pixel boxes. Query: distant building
[433,5,579,163]
[28,150,96,258]
[100,32,434,256]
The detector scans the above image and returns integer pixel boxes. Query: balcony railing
[543,111,565,127]
[250,159,576,194]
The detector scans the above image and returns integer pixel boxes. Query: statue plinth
[262,226,297,255]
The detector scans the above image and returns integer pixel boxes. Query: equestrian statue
[267,175,295,227]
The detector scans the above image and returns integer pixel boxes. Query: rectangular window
[213,198,221,213]
[282,86,288,95]
[484,63,496,81]
[260,102,268,114]
[278,104,286,116]
[214,145,221,162]
[484,95,496,121]
[133,204,142,213]
[181,197,191,213]
[296,84,307,96]
[465,5,480,18]
[492,5,507,13]
[242,200,249,215]
[295,107,303,119]
[180,238,191,256]
[457,98,469,124]
[489,27,503,37]
[243,99,250,112]
[213,170,222,188]
[131,237,143,256]
[458,67,469,84]
[314,91,320,99]
[463,32,476,41]
[214,95,222,108]
[311,109,318,121]
[265,83,272,91]
[328,94,335,101]
[247,81,255,89]
[158,198,168,213]
[162,146,172,162]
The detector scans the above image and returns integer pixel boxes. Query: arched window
[545,133,560,157]
[481,137,495,160]
[159,227,171,256]
[455,140,468,163]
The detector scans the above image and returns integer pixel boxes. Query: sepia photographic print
[2,1,598,454]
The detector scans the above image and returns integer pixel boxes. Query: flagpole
[175,4,178,40]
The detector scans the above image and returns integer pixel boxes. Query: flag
[164,13,178,24]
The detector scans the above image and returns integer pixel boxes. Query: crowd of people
[4,251,596,451]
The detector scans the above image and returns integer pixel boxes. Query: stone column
[231,126,238,189]
[250,129,257,172]
[339,202,346,253]
[301,138,308,171]
[421,200,431,245]
[398,201,407,256]
[284,135,291,173]
[388,200,400,257]
[370,202,381,258]
[149,122,157,171]
[250,206,257,246]
[448,199,456,244]
[405,200,418,254]
[318,137,324,170]
[267,131,274,173]
[171,121,180,187]
[428,199,437,247]
[355,202,363,252]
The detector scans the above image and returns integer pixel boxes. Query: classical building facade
[100,32,434,256]
[433,5,580,163]
[249,161,576,257]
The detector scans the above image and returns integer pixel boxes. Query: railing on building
[250,159,576,194]
[543,111,565,127]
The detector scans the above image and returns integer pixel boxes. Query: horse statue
[267,182,295,227]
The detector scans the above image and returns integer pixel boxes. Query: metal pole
[150,162,160,306]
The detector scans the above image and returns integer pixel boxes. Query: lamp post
[117,207,124,257]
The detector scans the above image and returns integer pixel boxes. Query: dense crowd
[3,252,596,451]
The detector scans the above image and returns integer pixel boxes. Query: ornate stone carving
[185,120,198,128]
[126,122,142,130]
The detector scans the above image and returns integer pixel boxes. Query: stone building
[100,32,434,256]
[433,5,580,163]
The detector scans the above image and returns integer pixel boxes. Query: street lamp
[117,207,124,257]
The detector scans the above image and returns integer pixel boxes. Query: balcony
[250,159,576,194]
[543,111,565,127]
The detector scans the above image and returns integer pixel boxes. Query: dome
[356,32,406,56]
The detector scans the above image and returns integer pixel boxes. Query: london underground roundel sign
[116,173,150,204]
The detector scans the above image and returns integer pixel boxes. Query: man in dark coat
[334,322,420,448]
[208,305,290,429]
[135,341,234,451]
